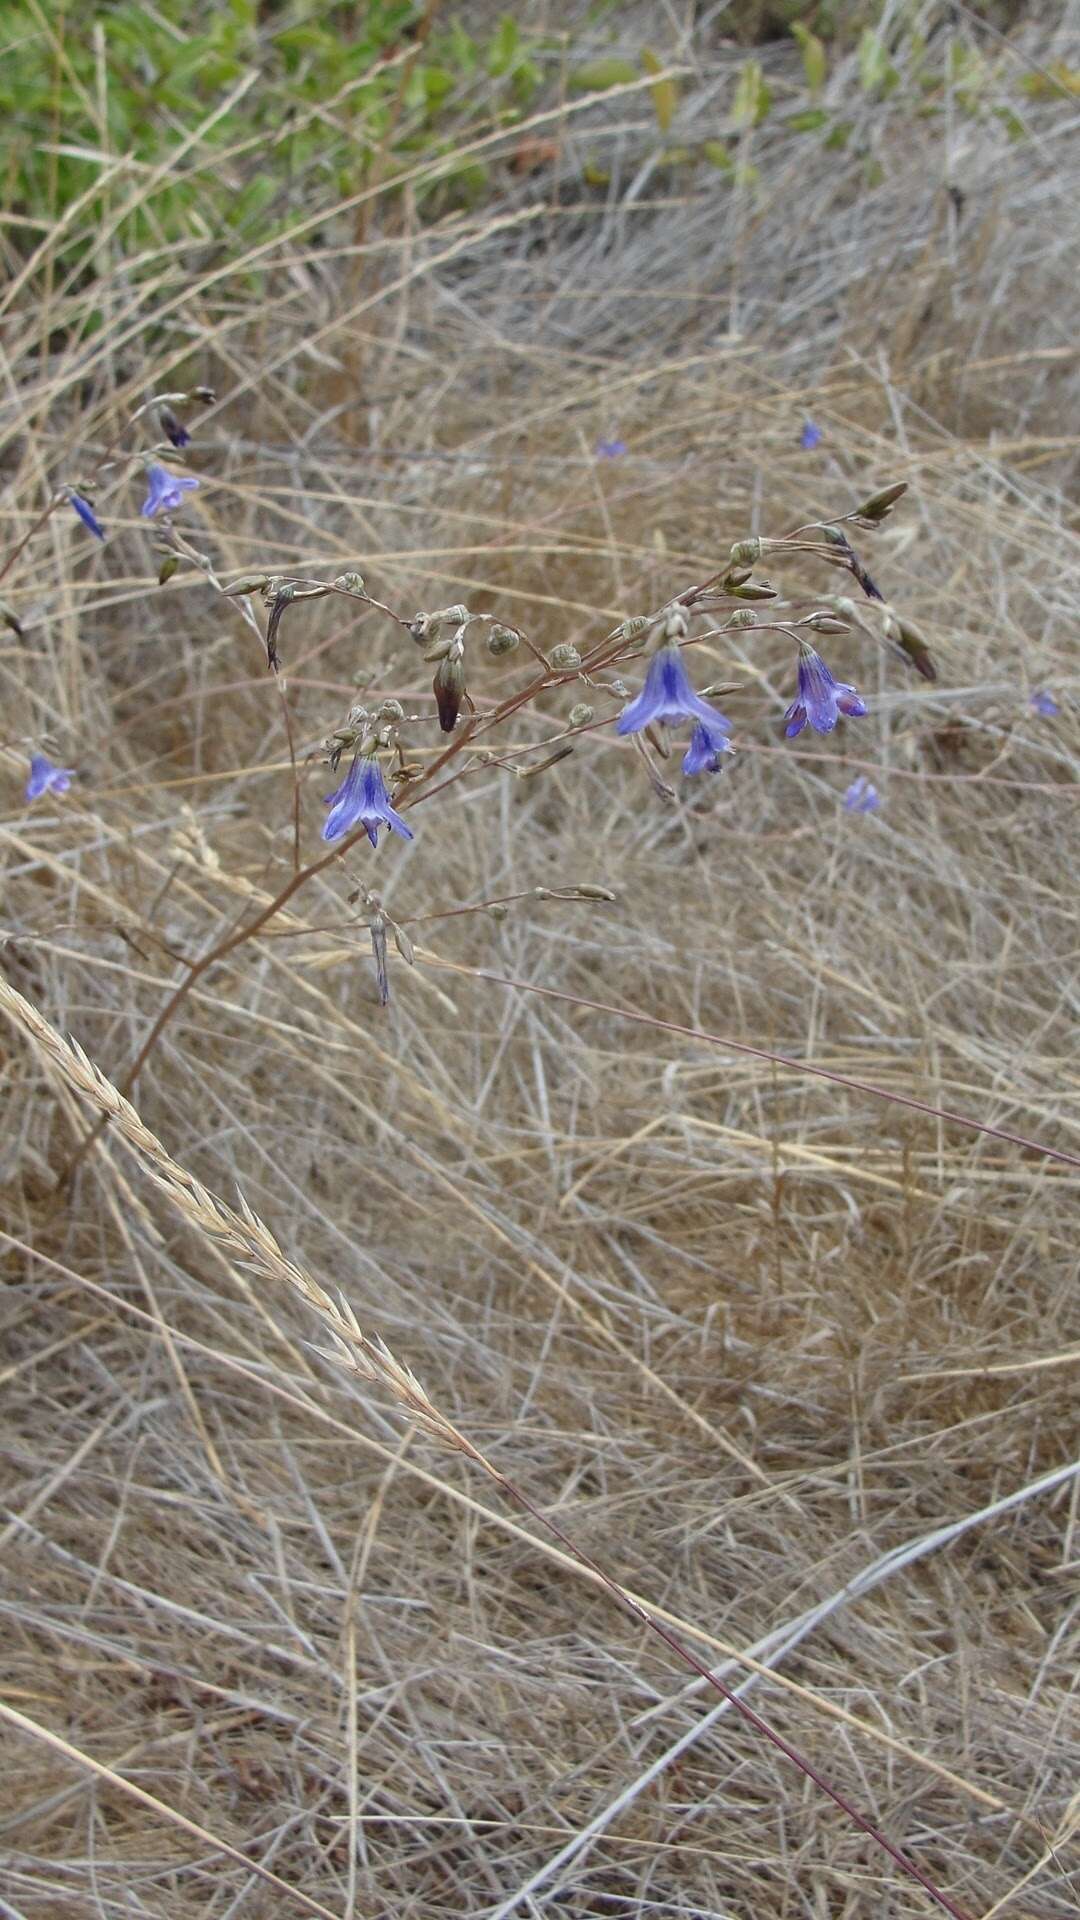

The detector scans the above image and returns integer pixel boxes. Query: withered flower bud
[0,597,24,639]
[158,405,190,449]
[433,653,466,732]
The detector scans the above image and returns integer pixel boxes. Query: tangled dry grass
[2,7,1079,1917]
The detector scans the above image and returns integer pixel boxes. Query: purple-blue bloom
[159,406,191,449]
[26,754,75,801]
[1030,690,1059,717]
[596,437,627,459]
[683,717,735,776]
[141,464,199,518]
[800,420,823,450]
[615,644,732,776]
[70,493,106,540]
[784,643,867,738]
[322,755,414,847]
[843,775,880,813]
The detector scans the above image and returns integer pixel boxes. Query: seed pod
[568,702,594,726]
[486,625,519,657]
[224,573,270,597]
[433,653,466,731]
[549,642,581,671]
[158,555,180,586]
[855,480,907,522]
[334,571,366,594]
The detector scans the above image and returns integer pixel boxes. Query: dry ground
[1,9,1079,1919]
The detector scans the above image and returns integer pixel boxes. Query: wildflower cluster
[25,392,1029,1000]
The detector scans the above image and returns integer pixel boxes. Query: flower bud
[722,565,753,589]
[724,608,756,628]
[158,405,190,449]
[568,702,594,726]
[393,924,415,966]
[617,616,649,640]
[192,386,216,404]
[855,480,907,521]
[805,611,850,634]
[486,625,519,656]
[549,642,581,671]
[433,604,469,627]
[423,636,454,661]
[575,883,616,901]
[378,699,404,722]
[433,653,466,731]
[728,580,777,600]
[885,612,936,682]
[334,571,366,594]
[158,555,180,585]
[224,573,270,596]
[488,902,509,921]
[730,538,762,565]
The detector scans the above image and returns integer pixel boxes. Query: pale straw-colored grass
[2,6,1079,1917]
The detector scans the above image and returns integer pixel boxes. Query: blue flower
[26,754,75,801]
[70,493,106,540]
[683,717,735,776]
[141,464,199,518]
[1030,690,1059,718]
[800,420,823,451]
[322,755,414,847]
[615,644,732,776]
[843,775,880,813]
[596,437,627,459]
[784,643,867,737]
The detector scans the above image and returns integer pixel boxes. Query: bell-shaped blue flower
[784,643,867,737]
[26,754,75,801]
[682,717,735,776]
[800,420,823,450]
[1030,690,1058,718]
[70,493,106,540]
[843,775,880,813]
[322,755,414,848]
[616,644,732,775]
[141,464,199,518]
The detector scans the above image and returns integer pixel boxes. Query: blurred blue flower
[785,643,867,737]
[141,464,199,517]
[1030,690,1059,717]
[800,420,823,450]
[26,754,75,801]
[596,437,627,459]
[70,493,106,540]
[843,775,880,813]
[322,755,414,847]
[159,406,191,449]
[616,644,732,776]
